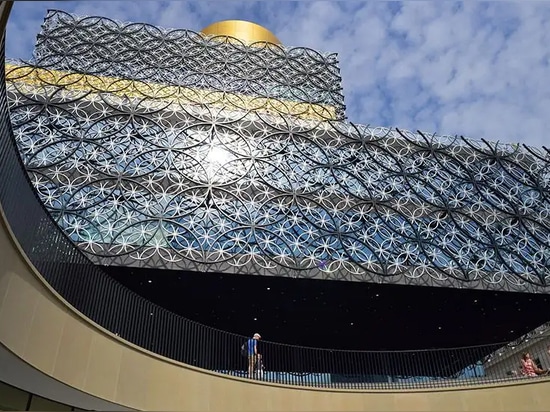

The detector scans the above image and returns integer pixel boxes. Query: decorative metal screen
[33,10,346,121]
[5,10,550,293]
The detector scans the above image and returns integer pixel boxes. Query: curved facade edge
[0,177,549,412]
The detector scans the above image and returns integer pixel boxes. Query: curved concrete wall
[2,3,550,411]
[2,208,550,412]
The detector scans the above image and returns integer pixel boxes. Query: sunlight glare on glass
[206,146,230,166]
[205,145,232,181]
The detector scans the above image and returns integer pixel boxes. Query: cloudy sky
[6,1,550,148]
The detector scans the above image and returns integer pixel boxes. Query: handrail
[1,1,550,392]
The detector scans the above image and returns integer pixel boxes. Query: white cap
[254,333,261,338]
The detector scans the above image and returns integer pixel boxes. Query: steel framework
[5,10,550,292]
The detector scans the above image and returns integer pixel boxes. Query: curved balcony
[1,3,550,410]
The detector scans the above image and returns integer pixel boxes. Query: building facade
[4,5,550,409]
[5,9,550,293]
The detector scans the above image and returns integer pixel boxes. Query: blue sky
[6,1,550,147]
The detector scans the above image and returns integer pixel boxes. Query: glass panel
[28,396,71,411]
[0,382,29,411]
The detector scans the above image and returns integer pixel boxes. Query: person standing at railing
[247,333,261,378]
[521,352,548,377]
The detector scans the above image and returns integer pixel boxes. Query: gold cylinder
[200,20,281,45]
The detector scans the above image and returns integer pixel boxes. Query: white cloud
[6,1,550,147]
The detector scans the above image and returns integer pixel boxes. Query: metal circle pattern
[32,10,345,120]
[5,10,550,293]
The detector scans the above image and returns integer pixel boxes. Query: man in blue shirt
[247,333,261,378]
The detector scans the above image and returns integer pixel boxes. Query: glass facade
[5,9,550,293]
[33,10,346,119]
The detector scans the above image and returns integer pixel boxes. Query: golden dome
[200,20,281,45]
